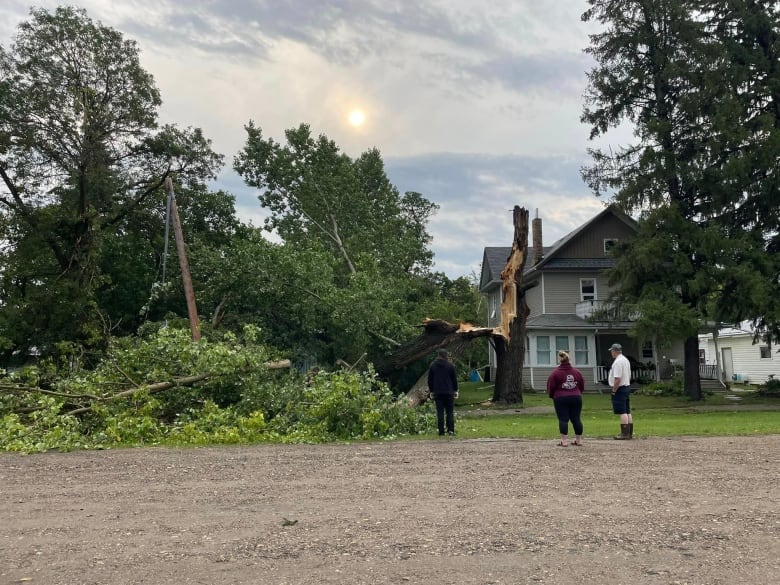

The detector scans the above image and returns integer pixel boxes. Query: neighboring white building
[699,323,778,385]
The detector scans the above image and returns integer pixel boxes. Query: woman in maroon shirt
[546,350,585,446]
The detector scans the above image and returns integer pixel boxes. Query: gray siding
[541,272,615,314]
[522,366,602,392]
[556,214,636,259]
[543,272,581,313]
[526,280,543,317]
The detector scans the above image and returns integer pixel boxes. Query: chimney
[532,209,543,265]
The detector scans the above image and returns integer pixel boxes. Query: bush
[0,328,433,452]
[247,367,433,442]
[636,378,684,396]
[757,378,780,397]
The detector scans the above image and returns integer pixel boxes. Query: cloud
[385,152,606,276]
[2,0,613,279]
[213,152,607,278]
[466,51,594,94]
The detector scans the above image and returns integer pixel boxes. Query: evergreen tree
[583,0,780,397]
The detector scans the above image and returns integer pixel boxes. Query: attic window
[604,238,619,254]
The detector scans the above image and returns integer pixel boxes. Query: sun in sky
[348,109,366,127]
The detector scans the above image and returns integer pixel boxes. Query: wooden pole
[165,177,201,341]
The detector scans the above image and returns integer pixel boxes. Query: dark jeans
[553,394,583,435]
[434,394,455,434]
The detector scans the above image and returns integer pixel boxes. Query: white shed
[698,323,778,385]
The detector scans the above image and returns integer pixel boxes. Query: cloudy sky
[1,1,626,278]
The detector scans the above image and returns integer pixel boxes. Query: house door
[721,348,733,381]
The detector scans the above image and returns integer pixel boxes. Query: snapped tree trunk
[491,206,530,404]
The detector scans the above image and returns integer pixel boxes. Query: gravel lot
[2,435,779,585]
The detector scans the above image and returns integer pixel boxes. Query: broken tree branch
[7,359,293,417]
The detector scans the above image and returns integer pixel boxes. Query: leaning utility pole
[165,177,201,341]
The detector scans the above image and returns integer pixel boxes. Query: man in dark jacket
[428,348,458,436]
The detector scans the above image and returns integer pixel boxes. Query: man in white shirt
[607,343,633,440]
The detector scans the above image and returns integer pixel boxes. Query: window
[760,346,771,359]
[489,294,497,320]
[604,238,619,254]
[536,336,551,365]
[698,349,706,365]
[575,336,588,365]
[534,335,590,365]
[580,278,596,302]
[642,341,654,359]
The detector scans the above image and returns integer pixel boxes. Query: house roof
[698,321,760,340]
[479,205,637,291]
[479,245,553,292]
[528,205,637,273]
[482,247,511,285]
[541,258,617,270]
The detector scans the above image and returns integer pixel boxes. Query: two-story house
[479,206,684,391]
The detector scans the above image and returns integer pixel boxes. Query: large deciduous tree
[0,7,223,357]
[234,123,435,277]
[233,123,440,367]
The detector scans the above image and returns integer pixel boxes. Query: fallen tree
[386,206,533,405]
[3,360,292,416]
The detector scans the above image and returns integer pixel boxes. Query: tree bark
[406,370,431,408]
[491,206,530,404]
[683,335,702,400]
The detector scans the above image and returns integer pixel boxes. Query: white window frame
[760,345,771,359]
[536,336,552,365]
[580,278,596,302]
[532,334,592,366]
[574,336,589,365]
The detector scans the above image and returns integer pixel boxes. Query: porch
[594,363,726,391]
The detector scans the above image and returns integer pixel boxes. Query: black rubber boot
[614,424,631,440]
[628,423,634,439]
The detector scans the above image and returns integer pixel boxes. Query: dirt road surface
[2,435,779,585]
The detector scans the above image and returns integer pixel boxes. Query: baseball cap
[608,343,622,351]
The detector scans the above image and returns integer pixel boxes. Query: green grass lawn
[447,381,780,440]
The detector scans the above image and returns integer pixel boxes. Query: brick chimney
[532,209,543,265]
